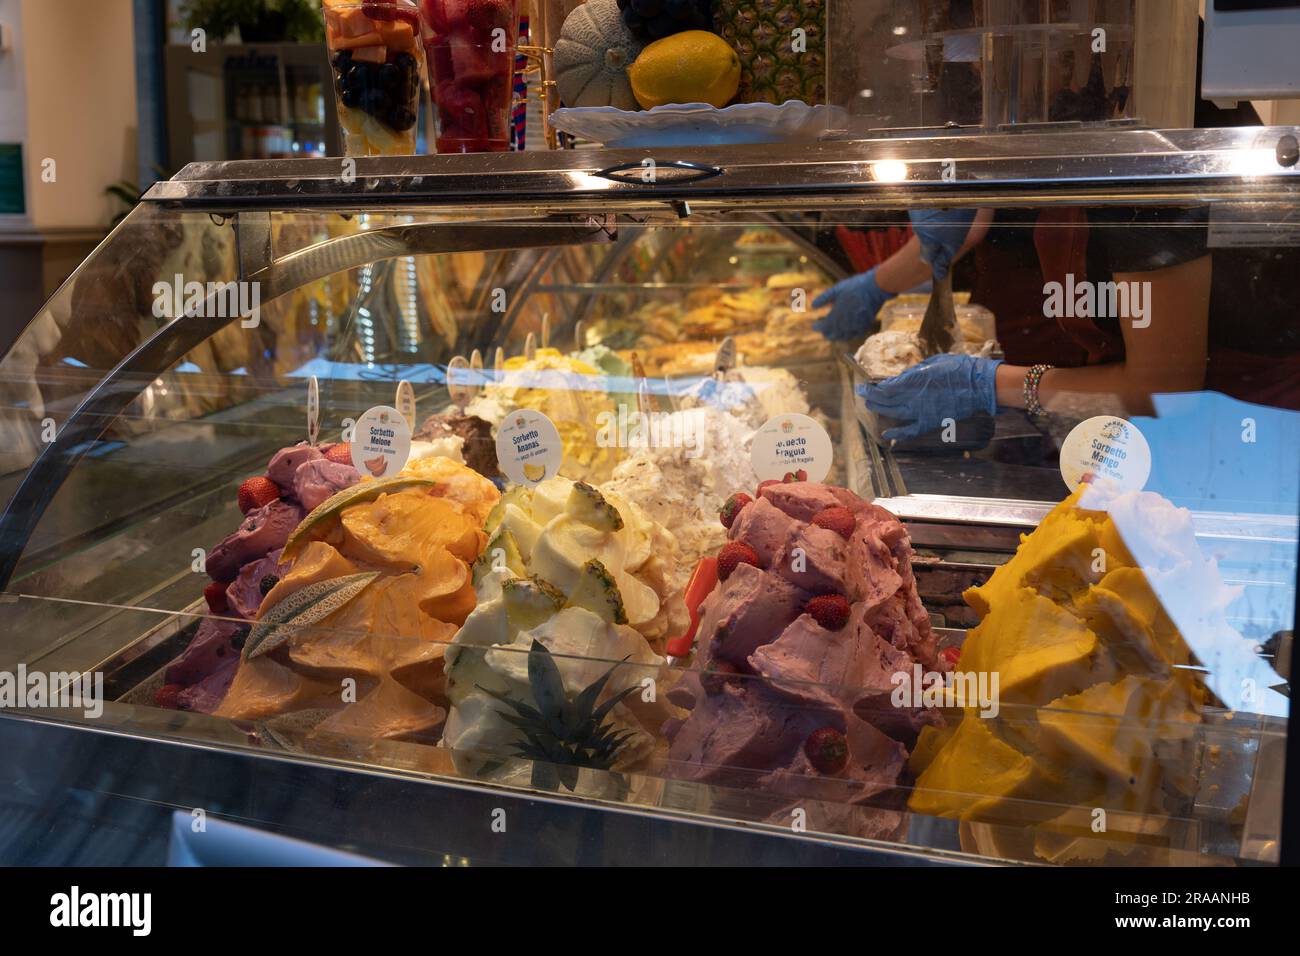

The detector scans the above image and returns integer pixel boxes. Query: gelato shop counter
[0,132,1297,866]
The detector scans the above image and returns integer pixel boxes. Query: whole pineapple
[712,0,827,105]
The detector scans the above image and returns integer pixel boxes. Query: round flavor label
[751,413,834,483]
[1060,416,1151,492]
[496,408,563,487]
[350,405,412,480]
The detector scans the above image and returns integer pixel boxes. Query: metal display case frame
[1,129,1298,866]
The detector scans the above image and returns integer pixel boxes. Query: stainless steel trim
[595,160,723,185]
[140,128,1300,213]
[878,495,1052,527]
[878,493,1300,541]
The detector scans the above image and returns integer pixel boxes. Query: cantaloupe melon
[554,0,644,111]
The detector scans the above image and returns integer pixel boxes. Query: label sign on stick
[496,409,563,487]
[1059,416,1151,492]
[395,380,416,429]
[751,414,833,483]
[307,375,320,446]
[350,405,412,479]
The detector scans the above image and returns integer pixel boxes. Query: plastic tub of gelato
[879,300,997,346]
[842,352,995,454]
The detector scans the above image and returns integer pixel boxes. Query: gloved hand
[909,208,978,280]
[812,268,895,342]
[858,353,1003,441]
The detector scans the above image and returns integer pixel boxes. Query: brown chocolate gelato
[415,413,500,480]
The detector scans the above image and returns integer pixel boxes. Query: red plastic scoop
[666,557,718,661]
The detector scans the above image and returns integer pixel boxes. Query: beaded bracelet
[1023,364,1055,418]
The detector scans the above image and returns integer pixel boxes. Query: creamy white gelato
[856,330,927,379]
[603,407,759,596]
[408,436,465,464]
[856,328,999,380]
[442,475,680,787]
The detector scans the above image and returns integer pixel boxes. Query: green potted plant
[180,0,325,44]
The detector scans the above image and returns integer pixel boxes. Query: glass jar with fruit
[322,0,426,156]
[420,0,520,154]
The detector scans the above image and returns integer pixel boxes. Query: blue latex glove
[812,268,895,342]
[909,208,978,280]
[858,354,1003,441]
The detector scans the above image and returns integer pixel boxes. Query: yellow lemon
[628,30,741,110]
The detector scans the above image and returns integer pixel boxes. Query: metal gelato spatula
[918,268,957,357]
[714,335,737,378]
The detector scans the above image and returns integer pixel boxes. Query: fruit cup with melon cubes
[420,0,519,153]
[322,0,425,156]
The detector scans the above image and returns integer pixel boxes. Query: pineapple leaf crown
[479,640,637,792]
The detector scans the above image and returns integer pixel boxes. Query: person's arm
[816,210,992,341]
[994,255,1212,417]
[876,209,993,294]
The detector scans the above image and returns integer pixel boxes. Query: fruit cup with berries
[322,0,426,156]
[420,0,518,153]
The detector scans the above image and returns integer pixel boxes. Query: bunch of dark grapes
[616,0,715,42]
[332,50,420,132]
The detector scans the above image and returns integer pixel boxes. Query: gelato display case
[0,128,1297,866]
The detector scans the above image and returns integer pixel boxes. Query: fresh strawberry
[700,659,740,696]
[420,0,450,32]
[435,79,488,135]
[466,0,513,32]
[323,443,353,465]
[812,506,856,540]
[806,594,850,631]
[783,472,797,483]
[796,469,808,481]
[237,475,280,514]
[804,727,849,774]
[717,542,760,581]
[756,479,781,497]
[719,493,753,530]
[203,580,229,614]
[362,1,421,28]
[449,42,500,84]
[154,684,186,710]
[393,4,421,28]
[941,646,962,669]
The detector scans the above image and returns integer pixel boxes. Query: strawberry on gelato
[664,481,943,839]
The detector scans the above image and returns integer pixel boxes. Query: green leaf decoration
[480,642,640,791]
[244,571,381,659]
[527,639,570,737]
